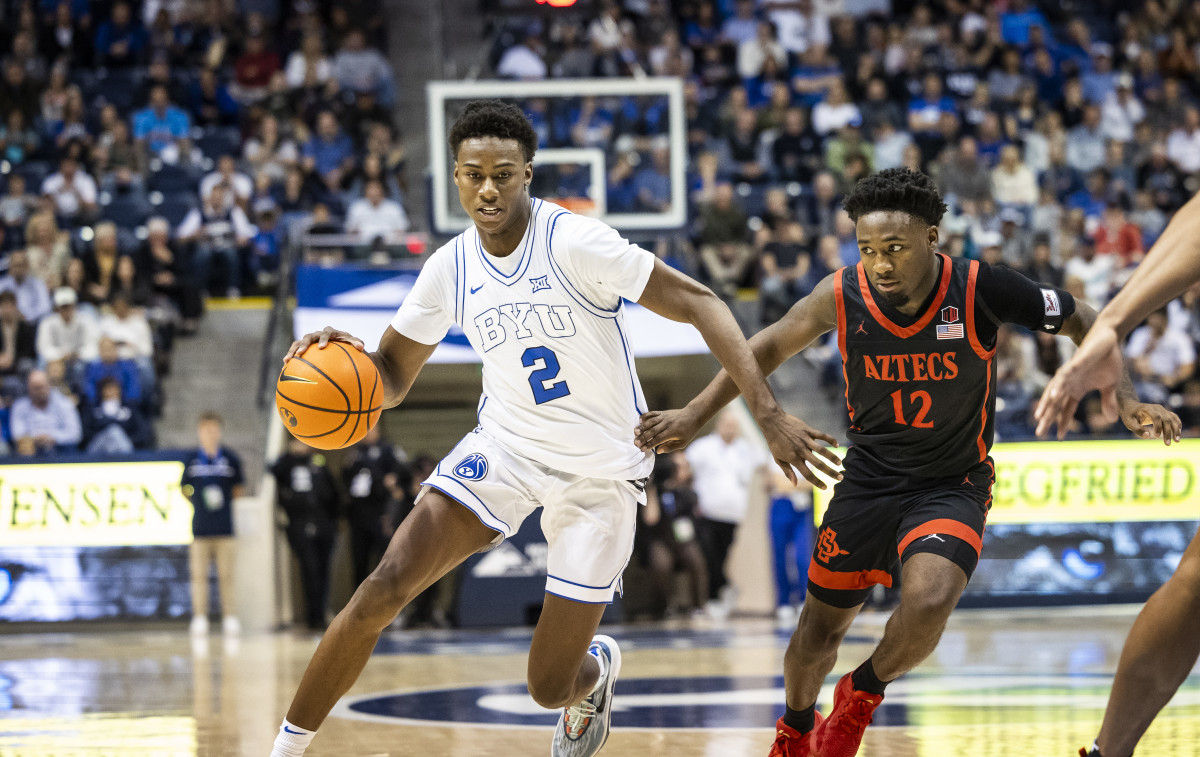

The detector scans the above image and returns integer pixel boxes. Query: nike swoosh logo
[279,373,318,384]
[470,284,485,294]
[282,726,307,735]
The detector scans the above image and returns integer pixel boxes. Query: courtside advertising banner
[812,439,1200,602]
[812,439,1200,525]
[0,460,192,547]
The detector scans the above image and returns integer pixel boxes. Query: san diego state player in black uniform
[634,168,1180,757]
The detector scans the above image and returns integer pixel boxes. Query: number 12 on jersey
[891,389,933,428]
[522,346,571,404]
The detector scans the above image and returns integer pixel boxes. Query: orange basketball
[276,341,384,450]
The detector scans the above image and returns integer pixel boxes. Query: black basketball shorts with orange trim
[807,450,995,609]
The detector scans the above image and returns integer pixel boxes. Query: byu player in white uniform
[271,101,841,757]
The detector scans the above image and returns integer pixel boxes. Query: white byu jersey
[391,198,656,480]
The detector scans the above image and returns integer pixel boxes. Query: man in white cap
[36,287,99,381]
[1101,73,1145,144]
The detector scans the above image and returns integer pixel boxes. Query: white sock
[269,719,315,757]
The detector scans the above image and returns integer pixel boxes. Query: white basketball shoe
[551,634,622,757]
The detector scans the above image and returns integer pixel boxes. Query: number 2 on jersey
[522,346,571,404]
[891,389,933,428]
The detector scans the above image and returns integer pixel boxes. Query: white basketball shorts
[419,428,647,604]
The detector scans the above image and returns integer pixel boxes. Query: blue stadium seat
[13,160,51,190]
[148,162,200,194]
[91,69,140,114]
[194,127,242,161]
[100,194,151,229]
[151,192,197,227]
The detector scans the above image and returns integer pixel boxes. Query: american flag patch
[937,324,964,340]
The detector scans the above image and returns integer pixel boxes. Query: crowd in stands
[0,0,406,456]
[487,0,1200,439]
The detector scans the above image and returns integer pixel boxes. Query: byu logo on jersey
[453,453,489,481]
[474,303,577,352]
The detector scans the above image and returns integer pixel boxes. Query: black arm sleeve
[974,262,1076,336]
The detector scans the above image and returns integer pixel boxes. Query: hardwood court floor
[1,607,1198,757]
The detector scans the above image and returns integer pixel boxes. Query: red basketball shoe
[767,712,823,757]
[810,673,883,757]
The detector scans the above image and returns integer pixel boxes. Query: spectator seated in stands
[0,289,38,388]
[94,0,147,68]
[0,250,52,324]
[188,69,240,129]
[759,220,815,325]
[231,29,280,104]
[345,178,409,246]
[93,116,148,194]
[133,84,192,164]
[177,183,256,298]
[11,368,81,456]
[138,217,201,335]
[696,182,752,299]
[992,144,1039,214]
[41,156,99,226]
[97,293,154,394]
[496,29,548,81]
[82,376,151,454]
[0,174,37,244]
[200,155,254,212]
[37,286,98,381]
[285,32,333,91]
[1094,201,1145,269]
[303,110,356,195]
[1125,307,1196,405]
[332,28,396,107]
[82,335,142,409]
[0,60,38,125]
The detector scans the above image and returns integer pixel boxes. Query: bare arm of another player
[284,325,437,409]
[1035,191,1200,438]
[636,270,842,486]
[1049,299,1181,443]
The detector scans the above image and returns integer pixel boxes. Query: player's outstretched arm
[1036,191,1200,438]
[635,265,842,487]
[284,325,436,409]
[1049,300,1181,444]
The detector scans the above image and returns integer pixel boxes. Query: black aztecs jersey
[834,254,1072,478]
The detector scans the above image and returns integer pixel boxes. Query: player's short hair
[843,167,948,227]
[198,411,223,426]
[448,100,538,163]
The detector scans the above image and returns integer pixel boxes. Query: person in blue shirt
[82,336,142,406]
[82,376,151,453]
[999,0,1050,46]
[94,1,147,68]
[1066,168,1112,221]
[181,411,246,636]
[633,146,673,213]
[302,110,356,192]
[907,73,958,136]
[132,84,191,159]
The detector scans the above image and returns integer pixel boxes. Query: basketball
[275,341,384,450]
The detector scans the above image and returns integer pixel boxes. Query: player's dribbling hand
[284,326,366,361]
[759,411,843,489]
[1118,401,1183,445]
[635,407,701,454]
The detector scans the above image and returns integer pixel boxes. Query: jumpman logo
[855,321,868,335]
[922,534,946,543]
[961,474,972,486]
